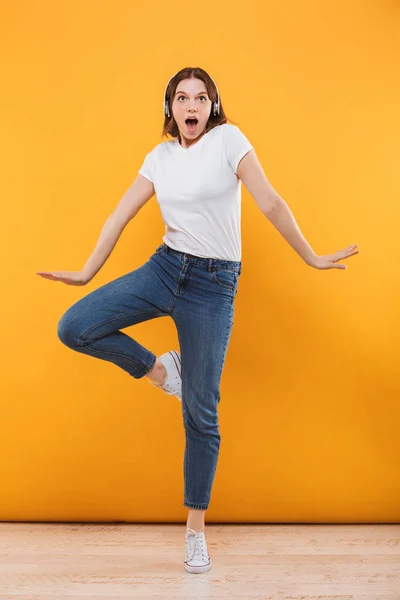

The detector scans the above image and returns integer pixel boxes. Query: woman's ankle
[186,509,206,532]
[146,358,167,385]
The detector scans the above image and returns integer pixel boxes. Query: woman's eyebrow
[175,90,209,96]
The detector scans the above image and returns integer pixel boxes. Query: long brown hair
[161,67,238,141]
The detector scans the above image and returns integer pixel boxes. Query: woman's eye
[177,96,207,101]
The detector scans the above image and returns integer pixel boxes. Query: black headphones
[163,70,220,118]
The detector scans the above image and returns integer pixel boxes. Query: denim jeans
[57,242,242,511]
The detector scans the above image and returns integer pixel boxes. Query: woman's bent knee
[57,310,82,348]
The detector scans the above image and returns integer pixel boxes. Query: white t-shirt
[138,123,254,261]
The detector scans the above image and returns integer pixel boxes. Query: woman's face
[171,77,212,145]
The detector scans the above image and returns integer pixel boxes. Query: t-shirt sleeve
[224,124,254,175]
[138,149,155,183]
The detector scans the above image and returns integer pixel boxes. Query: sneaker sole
[155,350,182,401]
[166,350,181,401]
[184,560,212,574]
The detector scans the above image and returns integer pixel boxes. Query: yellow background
[1,0,399,522]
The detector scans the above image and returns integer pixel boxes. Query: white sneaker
[147,350,182,401]
[184,527,212,574]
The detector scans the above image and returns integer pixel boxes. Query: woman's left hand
[309,244,359,270]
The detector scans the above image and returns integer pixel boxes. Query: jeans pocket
[212,268,238,290]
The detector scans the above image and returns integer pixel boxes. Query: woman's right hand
[36,270,91,286]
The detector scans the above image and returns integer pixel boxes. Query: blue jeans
[57,242,242,510]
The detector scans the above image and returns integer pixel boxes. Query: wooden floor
[0,523,399,599]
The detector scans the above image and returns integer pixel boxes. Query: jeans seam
[211,270,237,290]
[151,252,180,314]
[77,344,156,377]
[79,310,157,345]
[184,501,209,510]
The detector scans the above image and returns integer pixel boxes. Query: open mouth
[185,118,198,133]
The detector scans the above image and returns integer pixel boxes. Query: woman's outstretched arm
[237,150,358,270]
[37,173,155,285]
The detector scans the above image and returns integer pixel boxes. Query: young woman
[37,67,359,574]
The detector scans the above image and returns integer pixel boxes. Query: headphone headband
[163,70,220,118]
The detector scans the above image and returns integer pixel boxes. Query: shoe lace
[185,529,209,563]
